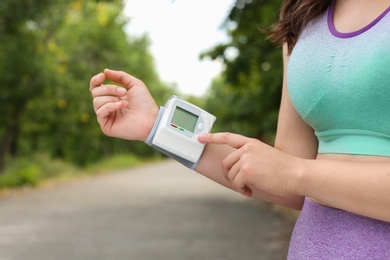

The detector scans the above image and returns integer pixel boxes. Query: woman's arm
[195,44,318,210]
[199,44,390,223]
[89,49,312,210]
[297,158,390,222]
[274,45,319,160]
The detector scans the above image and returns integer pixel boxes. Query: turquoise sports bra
[288,1,390,157]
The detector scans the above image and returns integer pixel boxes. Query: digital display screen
[171,107,198,132]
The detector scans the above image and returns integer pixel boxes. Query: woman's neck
[332,0,390,33]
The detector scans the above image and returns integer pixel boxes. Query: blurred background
[0,0,283,189]
[0,1,298,259]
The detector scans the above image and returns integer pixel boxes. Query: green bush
[0,161,42,188]
[0,153,155,189]
[0,154,79,189]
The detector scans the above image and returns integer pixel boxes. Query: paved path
[0,160,294,260]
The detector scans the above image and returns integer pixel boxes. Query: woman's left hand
[198,132,302,198]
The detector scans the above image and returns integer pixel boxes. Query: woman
[90,0,390,258]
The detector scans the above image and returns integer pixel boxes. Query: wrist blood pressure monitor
[145,96,216,168]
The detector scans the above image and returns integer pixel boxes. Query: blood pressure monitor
[152,96,216,163]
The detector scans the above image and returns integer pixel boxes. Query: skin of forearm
[297,159,390,222]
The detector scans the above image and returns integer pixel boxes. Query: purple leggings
[288,198,390,259]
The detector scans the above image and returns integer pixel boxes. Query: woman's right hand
[89,69,159,141]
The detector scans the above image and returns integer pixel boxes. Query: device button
[197,122,204,131]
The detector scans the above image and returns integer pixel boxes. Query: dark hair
[268,0,332,54]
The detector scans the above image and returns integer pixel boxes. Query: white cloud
[124,0,235,96]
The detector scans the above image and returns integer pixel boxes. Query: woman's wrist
[142,107,161,142]
[290,156,310,197]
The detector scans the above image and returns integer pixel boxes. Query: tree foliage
[0,0,174,170]
[202,0,283,141]
[1,0,285,174]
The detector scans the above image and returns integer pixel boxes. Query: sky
[123,0,236,97]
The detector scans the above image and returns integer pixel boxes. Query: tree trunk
[0,107,22,172]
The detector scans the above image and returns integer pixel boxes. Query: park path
[0,160,294,260]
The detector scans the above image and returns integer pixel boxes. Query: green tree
[18,0,174,166]
[0,0,72,170]
[202,0,283,141]
[1,0,175,171]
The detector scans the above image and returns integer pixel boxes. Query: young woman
[90,0,390,258]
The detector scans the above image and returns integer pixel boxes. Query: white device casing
[152,96,216,162]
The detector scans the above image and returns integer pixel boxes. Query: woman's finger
[198,132,251,149]
[91,84,127,98]
[221,156,253,197]
[221,149,240,178]
[95,100,128,121]
[93,96,125,112]
[89,73,105,92]
[103,69,145,90]
[226,159,240,183]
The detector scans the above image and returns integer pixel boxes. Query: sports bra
[287,1,390,157]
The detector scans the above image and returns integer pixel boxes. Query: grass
[0,153,159,190]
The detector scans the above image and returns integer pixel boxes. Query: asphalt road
[0,160,294,260]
